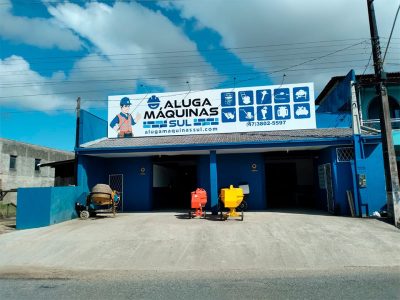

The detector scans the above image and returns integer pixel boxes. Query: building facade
[16,75,395,229]
[0,138,74,206]
[74,79,386,217]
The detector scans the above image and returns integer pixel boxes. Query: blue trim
[209,151,218,214]
[76,137,354,155]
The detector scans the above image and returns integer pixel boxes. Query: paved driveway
[0,211,399,273]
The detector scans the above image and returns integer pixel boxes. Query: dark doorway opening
[265,162,297,208]
[152,156,197,210]
[265,153,316,209]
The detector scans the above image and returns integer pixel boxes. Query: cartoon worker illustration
[110,97,141,138]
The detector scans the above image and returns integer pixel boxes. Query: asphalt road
[0,268,399,300]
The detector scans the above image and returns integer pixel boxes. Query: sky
[0,0,399,151]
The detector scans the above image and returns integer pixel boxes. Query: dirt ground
[0,218,16,235]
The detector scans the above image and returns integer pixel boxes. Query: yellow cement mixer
[219,185,244,221]
[76,184,120,219]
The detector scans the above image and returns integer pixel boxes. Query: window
[336,147,354,162]
[367,96,400,120]
[35,159,41,171]
[9,155,17,170]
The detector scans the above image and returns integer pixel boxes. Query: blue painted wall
[362,143,386,213]
[315,147,353,215]
[316,112,352,128]
[104,157,153,211]
[315,148,332,211]
[77,155,107,194]
[50,186,82,225]
[315,144,386,216]
[17,186,82,229]
[79,110,107,145]
[197,155,212,209]
[317,70,355,113]
[17,187,51,229]
[334,155,354,215]
[217,153,266,210]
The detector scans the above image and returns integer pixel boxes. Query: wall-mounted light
[140,167,146,175]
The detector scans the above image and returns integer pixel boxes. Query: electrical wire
[0,40,367,102]
[383,3,400,64]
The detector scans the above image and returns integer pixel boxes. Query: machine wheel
[80,210,90,220]
[188,211,192,219]
[238,200,248,212]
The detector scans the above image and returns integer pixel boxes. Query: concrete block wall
[0,138,74,205]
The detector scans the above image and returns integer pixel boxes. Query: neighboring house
[316,72,400,129]
[0,138,74,206]
[316,71,400,163]
[39,159,76,187]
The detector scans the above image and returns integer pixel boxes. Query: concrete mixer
[76,184,120,219]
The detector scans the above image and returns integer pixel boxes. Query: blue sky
[0,0,399,151]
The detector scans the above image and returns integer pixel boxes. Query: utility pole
[367,0,400,227]
[74,97,81,186]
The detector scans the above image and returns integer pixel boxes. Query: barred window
[336,147,354,162]
[35,159,41,171]
[9,155,17,170]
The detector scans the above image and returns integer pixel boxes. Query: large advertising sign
[108,83,316,138]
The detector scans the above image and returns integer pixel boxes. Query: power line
[383,3,400,64]
[3,38,370,63]
[0,59,379,87]
[0,49,376,77]
[0,41,366,99]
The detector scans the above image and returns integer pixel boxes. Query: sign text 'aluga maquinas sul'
[107,83,316,138]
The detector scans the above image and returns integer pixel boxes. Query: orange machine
[189,188,207,219]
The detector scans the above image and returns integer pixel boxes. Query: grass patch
[0,203,16,218]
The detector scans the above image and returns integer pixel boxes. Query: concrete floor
[0,211,399,274]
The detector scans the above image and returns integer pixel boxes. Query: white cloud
[0,1,221,112]
[160,0,400,92]
[0,0,82,50]
[0,56,70,110]
[48,1,221,91]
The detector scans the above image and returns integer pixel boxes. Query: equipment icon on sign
[275,105,290,120]
[277,106,288,118]
[295,106,309,116]
[238,91,253,106]
[293,87,310,102]
[221,92,236,107]
[256,89,272,105]
[239,108,255,122]
[295,89,307,100]
[274,88,290,103]
[257,105,272,121]
[261,107,268,119]
[294,104,311,119]
[221,108,236,122]
[224,112,235,119]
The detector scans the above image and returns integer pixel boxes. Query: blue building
[17,74,392,229]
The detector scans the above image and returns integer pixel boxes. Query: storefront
[75,81,386,216]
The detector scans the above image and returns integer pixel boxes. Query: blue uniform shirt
[110,112,137,129]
